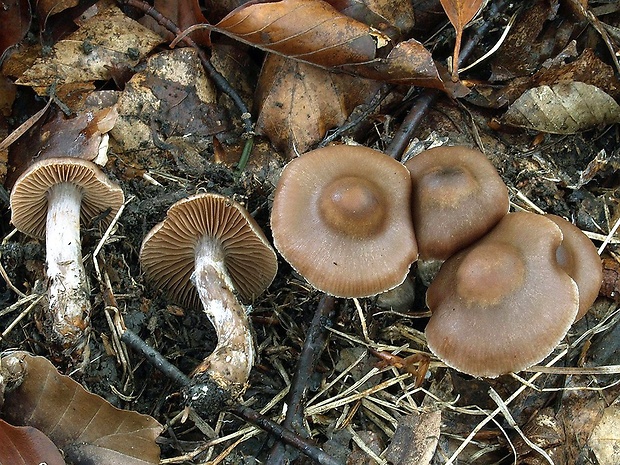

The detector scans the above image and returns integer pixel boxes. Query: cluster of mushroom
[270,144,603,378]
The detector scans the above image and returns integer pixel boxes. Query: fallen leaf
[0,418,65,465]
[439,0,484,80]
[16,5,163,96]
[503,82,620,133]
[255,53,381,157]
[384,410,441,465]
[0,0,31,56]
[111,47,225,159]
[589,404,620,464]
[1,351,163,465]
[216,0,453,91]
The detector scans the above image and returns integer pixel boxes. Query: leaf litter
[0,0,619,464]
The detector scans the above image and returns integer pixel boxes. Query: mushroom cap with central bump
[425,212,579,378]
[140,193,278,309]
[405,146,509,260]
[271,145,418,298]
[10,157,125,240]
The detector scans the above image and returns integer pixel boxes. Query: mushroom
[404,146,509,261]
[270,145,418,298]
[140,193,278,413]
[425,212,579,378]
[547,214,603,320]
[10,157,125,356]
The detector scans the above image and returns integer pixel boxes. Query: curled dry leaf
[0,418,65,465]
[255,53,382,157]
[216,0,454,91]
[1,351,162,465]
[503,81,620,134]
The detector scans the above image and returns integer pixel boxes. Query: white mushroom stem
[45,182,90,350]
[191,236,255,397]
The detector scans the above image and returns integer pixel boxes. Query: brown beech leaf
[216,0,452,92]
[36,0,79,21]
[1,351,162,465]
[503,82,620,134]
[439,0,484,80]
[255,53,381,157]
[0,418,65,465]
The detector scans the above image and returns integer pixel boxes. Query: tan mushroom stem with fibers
[190,238,255,393]
[10,157,125,357]
[425,212,579,378]
[45,183,89,344]
[140,193,278,414]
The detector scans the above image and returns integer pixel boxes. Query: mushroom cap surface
[405,146,509,260]
[271,145,418,298]
[547,214,602,320]
[425,212,579,378]
[10,157,125,240]
[140,193,278,308]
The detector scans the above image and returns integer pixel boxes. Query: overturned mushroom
[405,146,509,261]
[10,158,125,358]
[140,193,277,413]
[425,212,579,378]
[271,145,418,298]
[547,214,603,320]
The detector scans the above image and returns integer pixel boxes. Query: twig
[119,327,343,465]
[266,294,338,465]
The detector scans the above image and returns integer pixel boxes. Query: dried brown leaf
[255,53,381,157]
[0,418,65,465]
[16,5,163,95]
[1,351,162,465]
[384,410,441,465]
[503,81,620,133]
[216,0,452,91]
[439,0,483,79]
[0,0,31,56]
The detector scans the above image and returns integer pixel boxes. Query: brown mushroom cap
[425,212,579,378]
[140,193,278,308]
[405,146,509,260]
[10,157,125,240]
[270,145,418,298]
[547,214,603,320]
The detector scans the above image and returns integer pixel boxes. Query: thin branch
[266,294,338,465]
